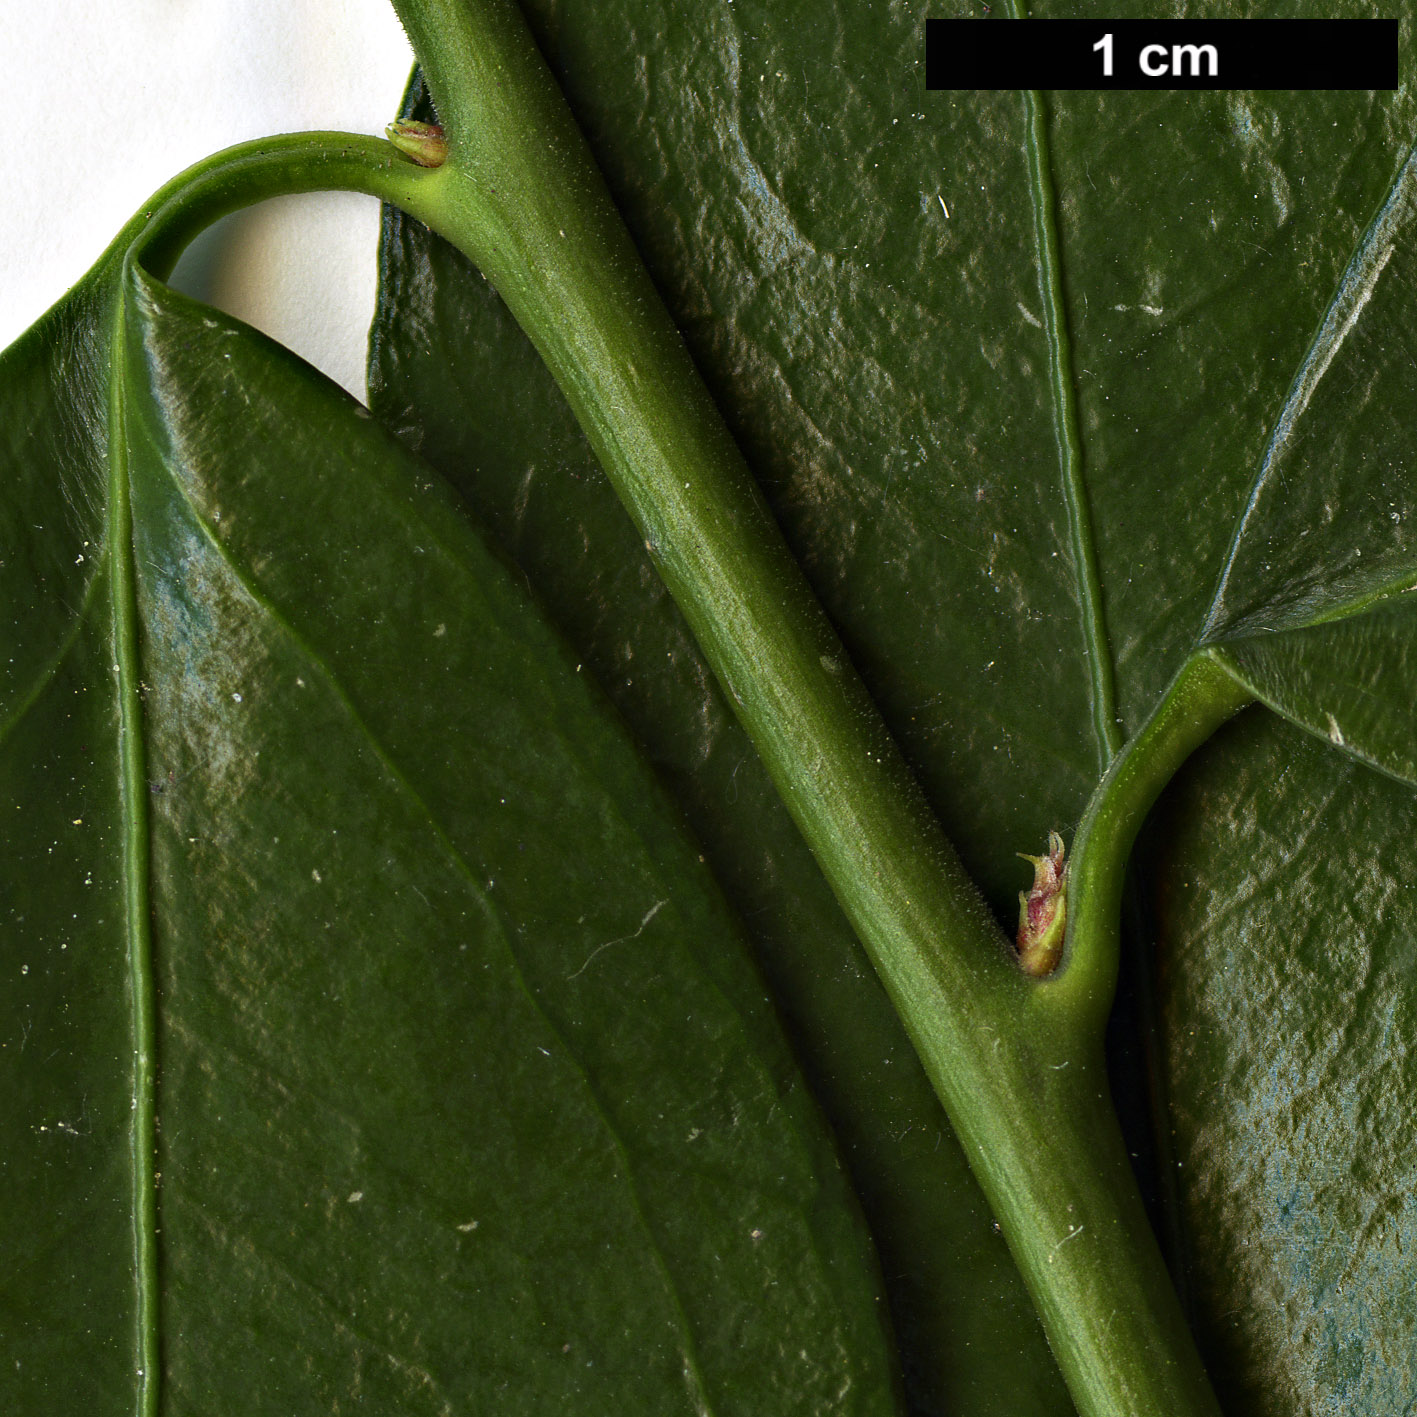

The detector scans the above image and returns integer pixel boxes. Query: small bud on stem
[1016,830,1067,977]
[386,119,449,168]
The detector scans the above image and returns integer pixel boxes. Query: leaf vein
[0,568,103,753]
[156,460,723,1417]
[1016,76,1121,765]
[109,286,161,1417]
[1203,143,1417,640]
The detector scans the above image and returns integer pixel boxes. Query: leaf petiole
[97,130,448,287]
[1048,651,1255,1033]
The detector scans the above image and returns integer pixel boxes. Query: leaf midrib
[1015,72,1122,769]
[109,281,160,1417]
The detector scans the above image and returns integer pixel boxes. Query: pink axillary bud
[386,118,449,168]
[1016,830,1067,978]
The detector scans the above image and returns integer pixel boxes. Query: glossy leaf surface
[0,255,131,1412]
[1199,146,1417,785]
[368,2,1417,1411]
[1154,715,1417,1413]
[1,249,902,1412]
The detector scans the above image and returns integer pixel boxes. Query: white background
[0,2,415,396]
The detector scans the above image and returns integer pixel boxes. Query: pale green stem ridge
[1049,651,1255,1032]
[385,3,1230,1413]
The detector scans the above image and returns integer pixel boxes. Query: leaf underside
[7,0,1417,1412]
[368,2,1417,1413]
[0,258,901,1413]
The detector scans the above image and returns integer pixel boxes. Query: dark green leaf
[1,250,902,1412]
[0,260,132,1406]
[1153,712,1417,1413]
[368,4,1417,1412]
[1198,148,1417,784]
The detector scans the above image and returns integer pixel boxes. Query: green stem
[384,2,1236,1413]
[388,0,1029,1070]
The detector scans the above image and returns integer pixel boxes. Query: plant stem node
[1017,830,1067,977]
